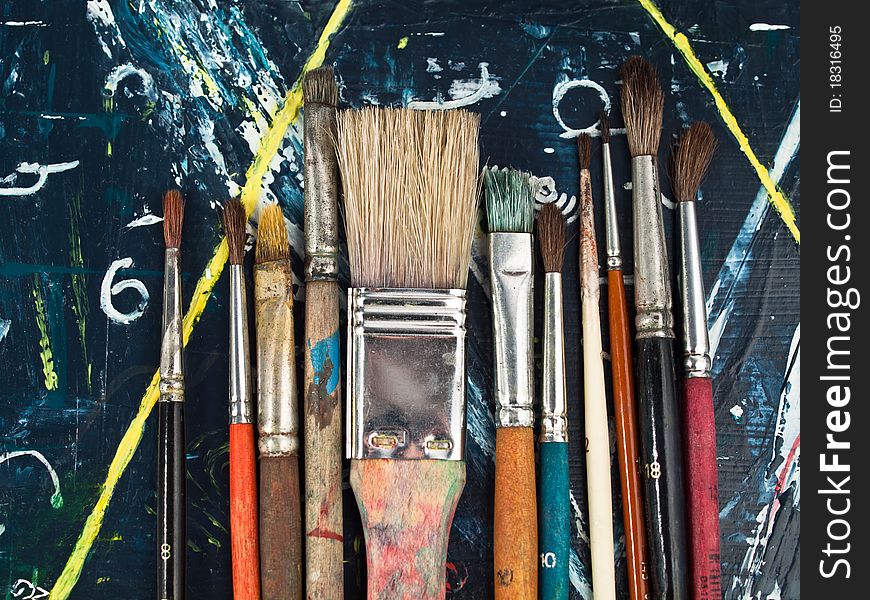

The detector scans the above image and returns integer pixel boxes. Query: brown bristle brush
[255,204,302,600]
[338,106,480,600]
[223,198,260,600]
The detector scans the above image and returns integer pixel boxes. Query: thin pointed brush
[485,167,538,599]
[158,189,185,600]
[578,134,617,600]
[223,198,261,600]
[338,107,480,599]
[302,66,344,600]
[255,205,302,600]
[621,55,689,600]
[673,122,721,600]
[537,203,569,600]
[600,111,651,600]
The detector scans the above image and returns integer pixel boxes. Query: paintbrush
[600,110,650,600]
[255,204,302,600]
[621,55,689,600]
[673,122,721,600]
[338,107,479,600]
[485,167,538,600]
[537,202,569,600]
[302,66,344,600]
[157,188,186,600]
[577,133,617,600]
[223,198,261,600]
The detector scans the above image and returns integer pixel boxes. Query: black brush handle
[636,336,689,600]
[157,401,186,600]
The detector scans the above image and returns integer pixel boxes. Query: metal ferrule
[229,265,254,424]
[254,260,299,457]
[303,103,339,281]
[488,232,535,428]
[540,273,567,443]
[631,155,675,339]
[346,288,467,461]
[679,201,712,378]
[159,248,184,403]
[602,142,622,270]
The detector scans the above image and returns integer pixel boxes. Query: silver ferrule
[229,265,254,424]
[303,103,340,281]
[488,232,535,428]
[631,155,674,339]
[255,260,299,456]
[541,273,567,443]
[346,288,466,461]
[602,142,622,270]
[159,248,184,403]
[679,201,712,378]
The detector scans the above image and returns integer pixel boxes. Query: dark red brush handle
[230,423,261,600]
[682,376,722,599]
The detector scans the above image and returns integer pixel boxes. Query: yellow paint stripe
[49,2,353,597]
[636,0,800,244]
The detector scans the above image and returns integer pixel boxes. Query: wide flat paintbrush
[302,66,344,600]
[255,205,302,600]
[337,107,479,600]
[223,198,261,600]
[485,168,537,600]
[537,203,569,600]
[621,55,689,600]
[157,189,186,600]
[600,110,650,600]
[577,134,617,600]
[673,122,721,600]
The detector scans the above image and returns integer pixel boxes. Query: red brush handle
[230,423,261,600]
[682,377,722,599]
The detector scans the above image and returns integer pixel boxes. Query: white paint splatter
[100,258,150,325]
[11,579,50,599]
[730,404,744,419]
[750,23,790,31]
[553,78,625,139]
[465,378,494,458]
[407,63,500,110]
[2,21,48,27]
[103,63,157,102]
[0,161,80,196]
[543,147,555,154]
[425,57,443,73]
[0,318,9,341]
[86,0,127,58]
[706,60,728,76]
[124,214,163,229]
[499,110,507,117]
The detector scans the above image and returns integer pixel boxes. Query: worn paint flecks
[307,331,340,429]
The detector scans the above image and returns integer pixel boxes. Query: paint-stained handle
[303,280,344,599]
[157,401,185,600]
[683,376,722,600]
[636,337,689,600]
[260,454,303,600]
[494,426,538,599]
[608,269,650,600]
[230,423,261,600]
[539,442,569,600]
[351,458,465,600]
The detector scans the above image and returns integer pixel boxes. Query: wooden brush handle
[682,376,722,599]
[350,458,465,600]
[260,454,303,600]
[303,281,344,599]
[607,270,650,600]
[230,423,261,600]
[636,337,689,600]
[494,426,538,599]
[539,441,569,600]
[157,401,185,600]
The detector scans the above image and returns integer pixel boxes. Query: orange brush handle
[230,423,261,600]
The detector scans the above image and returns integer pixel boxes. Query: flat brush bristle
[302,66,339,107]
[672,122,717,202]
[484,168,534,234]
[537,203,565,273]
[577,133,592,171]
[222,198,247,265]
[338,107,480,289]
[163,189,184,249]
[620,56,664,158]
[599,110,611,144]
[256,204,290,263]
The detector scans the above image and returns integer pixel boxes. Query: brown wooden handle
[607,269,651,600]
[351,459,465,600]
[304,281,344,599]
[260,454,302,600]
[494,426,538,599]
[230,423,261,600]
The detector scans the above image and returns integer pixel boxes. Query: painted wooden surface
[0,1,799,598]
[228,423,261,600]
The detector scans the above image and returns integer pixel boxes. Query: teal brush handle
[539,441,570,600]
